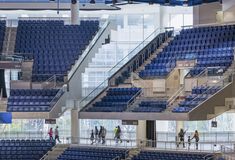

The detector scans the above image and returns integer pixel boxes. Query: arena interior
[0,0,235,160]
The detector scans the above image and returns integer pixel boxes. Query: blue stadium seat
[85,87,141,112]
[140,24,235,79]
[172,86,221,113]
[7,89,63,112]
[0,139,55,160]
[15,20,99,82]
[57,147,128,160]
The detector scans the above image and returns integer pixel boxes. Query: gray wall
[193,2,222,25]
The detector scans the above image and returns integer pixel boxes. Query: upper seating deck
[139,24,235,79]
[15,20,99,82]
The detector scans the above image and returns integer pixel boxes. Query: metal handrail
[67,19,109,80]
[181,21,235,30]
[126,89,142,109]
[49,87,65,110]
[188,72,233,113]
[167,86,184,105]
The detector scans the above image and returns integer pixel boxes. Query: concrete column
[176,121,184,135]
[71,109,79,144]
[71,0,79,25]
[136,120,146,147]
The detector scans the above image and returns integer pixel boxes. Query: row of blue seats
[15,20,99,82]
[32,74,65,82]
[57,147,127,160]
[172,86,221,113]
[181,25,235,33]
[132,150,213,160]
[140,24,234,79]
[0,139,55,160]
[86,88,141,112]
[7,106,51,112]
[10,89,59,96]
[132,100,167,112]
[7,89,62,112]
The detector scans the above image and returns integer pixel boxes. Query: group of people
[48,126,61,143]
[90,125,123,145]
[90,126,107,145]
[177,129,199,150]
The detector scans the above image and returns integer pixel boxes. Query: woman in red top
[48,128,53,141]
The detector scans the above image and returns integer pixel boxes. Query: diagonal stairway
[41,144,70,160]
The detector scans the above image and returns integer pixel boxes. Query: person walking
[55,126,61,143]
[114,126,118,142]
[191,130,199,150]
[95,126,99,143]
[187,136,191,150]
[98,126,103,143]
[178,128,186,148]
[48,128,53,141]
[90,129,95,145]
[116,126,122,143]
[101,126,107,144]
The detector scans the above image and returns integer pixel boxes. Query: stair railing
[188,72,234,113]
[168,67,208,109]
[126,89,143,109]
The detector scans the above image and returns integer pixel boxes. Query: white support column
[136,120,146,147]
[71,0,79,25]
[176,121,184,134]
[71,109,79,144]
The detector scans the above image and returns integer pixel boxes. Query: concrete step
[43,144,69,160]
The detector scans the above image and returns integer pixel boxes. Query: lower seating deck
[132,150,214,160]
[57,147,128,160]
[0,139,55,160]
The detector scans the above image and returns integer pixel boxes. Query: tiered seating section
[132,150,213,160]
[132,100,167,112]
[140,25,235,79]
[172,86,221,113]
[57,147,127,160]
[15,20,99,82]
[0,20,6,53]
[0,139,55,160]
[7,89,62,112]
[85,88,141,112]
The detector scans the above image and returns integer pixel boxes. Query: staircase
[188,73,235,120]
[2,27,17,55]
[135,37,174,74]
[41,144,69,160]
[125,148,141,160]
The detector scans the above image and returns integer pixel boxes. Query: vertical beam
[176,121,184,138]
[71,0,79,25]
[146,120,156,147]
[136,120,146,147]
[71,109,79,144]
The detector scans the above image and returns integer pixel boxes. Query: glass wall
[0,110,71,139]
[79,119,136,140]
